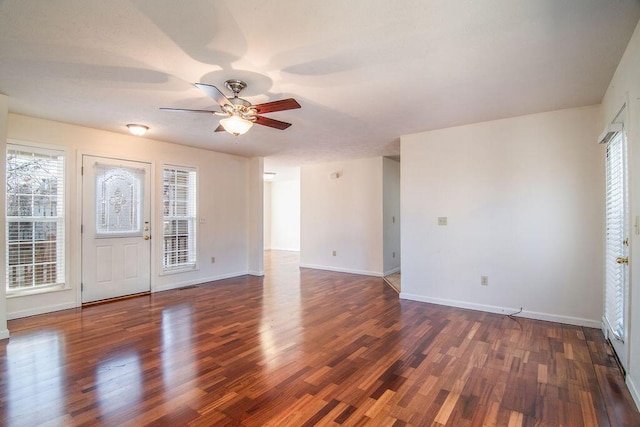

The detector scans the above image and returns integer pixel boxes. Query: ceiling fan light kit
[161,79,301,137]
[220,115,253,136]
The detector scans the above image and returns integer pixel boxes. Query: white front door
[82,156,151,303]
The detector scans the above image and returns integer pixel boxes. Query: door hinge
[81,166,84,176]
[81,224,83,234]
[81,283,83,291]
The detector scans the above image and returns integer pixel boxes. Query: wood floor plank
[0,250,639,426]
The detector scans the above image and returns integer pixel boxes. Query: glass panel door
[603,113,629,371]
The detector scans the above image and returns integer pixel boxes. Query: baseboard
[383,266,400,276]
[154,271,249,292]
[7,302,78,320]
[399,293,601,328]
[299,263,382,277]
[248,270,264,276]
[269,247,300,252]
[627,375,640,412]
[0,329,9,340]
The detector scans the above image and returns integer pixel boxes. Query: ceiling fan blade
[255,115,292,130]
[254,98,301,114]
[215,125,225,132]
[160,107,219,113]
[194,83,233,108]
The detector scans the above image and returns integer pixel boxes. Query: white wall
[247,157,264,276]
[401,105,603,327]
[602,19,640,409]
[270,180,300,251]
[383,158,401,276]
[301,157,384,276]
[264,182,272,250]
[4,113,254,320]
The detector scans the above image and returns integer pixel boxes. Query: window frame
[161,164,198,274]
[5,141,69,296]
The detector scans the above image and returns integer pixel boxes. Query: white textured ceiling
[1,1,639,176]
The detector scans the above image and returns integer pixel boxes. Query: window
[6,144,65,292]
[162,165,197,271]
[94,163,144,237]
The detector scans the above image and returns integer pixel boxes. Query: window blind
[162,165,197,270]
[6,145,65,291]
[604,131,627,340]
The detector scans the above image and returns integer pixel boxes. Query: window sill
[7,284,71,299]
[161,265,198,276]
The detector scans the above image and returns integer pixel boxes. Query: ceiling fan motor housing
[225,79,247,96]
[223,80,257,120]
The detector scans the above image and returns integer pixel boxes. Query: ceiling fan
[161,80,301,136]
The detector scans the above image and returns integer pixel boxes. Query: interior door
[82,156,151,303]
[603,117,629,371]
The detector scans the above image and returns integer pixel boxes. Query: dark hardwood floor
[1,250,639,426]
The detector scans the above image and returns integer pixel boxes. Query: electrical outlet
[481,276,488,286]
[332,250,337,256]
[438,217,447,226]
[211,257,216,263]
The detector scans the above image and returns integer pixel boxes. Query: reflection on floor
[2,251,639,425]
[384,271,401,293]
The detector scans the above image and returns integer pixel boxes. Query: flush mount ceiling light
[263,172,276,181]
[219,115,253,136]
[127,124,148,136]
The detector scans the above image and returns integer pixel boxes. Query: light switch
[438,217,447,226]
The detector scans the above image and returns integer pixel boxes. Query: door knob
[144,235,151,240]
[616,257,628,264]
